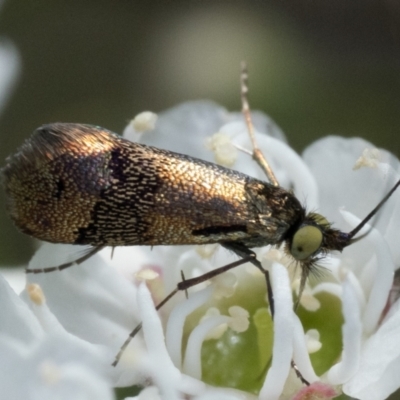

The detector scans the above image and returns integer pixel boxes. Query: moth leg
[180,270,189,299]
[25,245,105,274]
[240,61,279,187]
[112,254,256,367]
[291,360,310,386]
[222,242,275,316]
[223,242,310,386]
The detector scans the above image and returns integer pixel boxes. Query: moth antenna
[348,178,400,241]
[25,246,104,274]
[240,61,279,187]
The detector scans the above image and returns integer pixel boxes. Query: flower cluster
[2,99,400,400]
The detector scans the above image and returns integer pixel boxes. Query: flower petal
[0,273,43,343]
[0,40,20,117]
[343,301,400,400]
[138,283,205,399]
[292,315,319,383]
[303,137,399,222]
[259,262,294,400]
[166,286,214,369]
[0,332,114,400]
[327,278,362,385]
[27,244,141,348]
[341,211,394,334]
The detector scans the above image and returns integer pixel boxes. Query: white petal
[22,283,66,334]
[292,315,319,383]
[0,40,20,117]
[343,301,400,400]
[311,282,342,300]
[183,314,230,379]
[141,100,286,166]
[303,136,400,234]
[0,333,113,400]
[138,283,194,399]
[0,267,25,294]
[166,286,214,369]
[137,101,230,160]
[327,278,362,385]
[259,262,294,400]
[26,243,148,386]
[27,244,140,343]
[341,211,394,334]
[0,273,43,343]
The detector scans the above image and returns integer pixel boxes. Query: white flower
[0,35,20,118]
[0,273,115,400]
[304,136,400,400]
[2,101,400,400]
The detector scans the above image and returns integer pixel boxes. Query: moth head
[290,177,400,270]
[288,212,352,261]
[286,212,353,308]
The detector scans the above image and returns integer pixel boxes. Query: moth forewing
[4,124,305,249]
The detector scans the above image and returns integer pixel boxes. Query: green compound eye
[291,225,323,261]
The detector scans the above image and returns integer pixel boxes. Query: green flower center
[183,272,343,394]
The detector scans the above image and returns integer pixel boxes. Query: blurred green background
[1,0,400,266]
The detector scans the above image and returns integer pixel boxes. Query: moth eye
[290,225,323,261]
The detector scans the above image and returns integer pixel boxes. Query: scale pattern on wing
[2,123,305,248]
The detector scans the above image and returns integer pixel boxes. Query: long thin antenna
[240,61,279,187]
[348,178,400,240]
[25,246,104,273]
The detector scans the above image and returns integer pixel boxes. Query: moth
[2,66,399,380]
